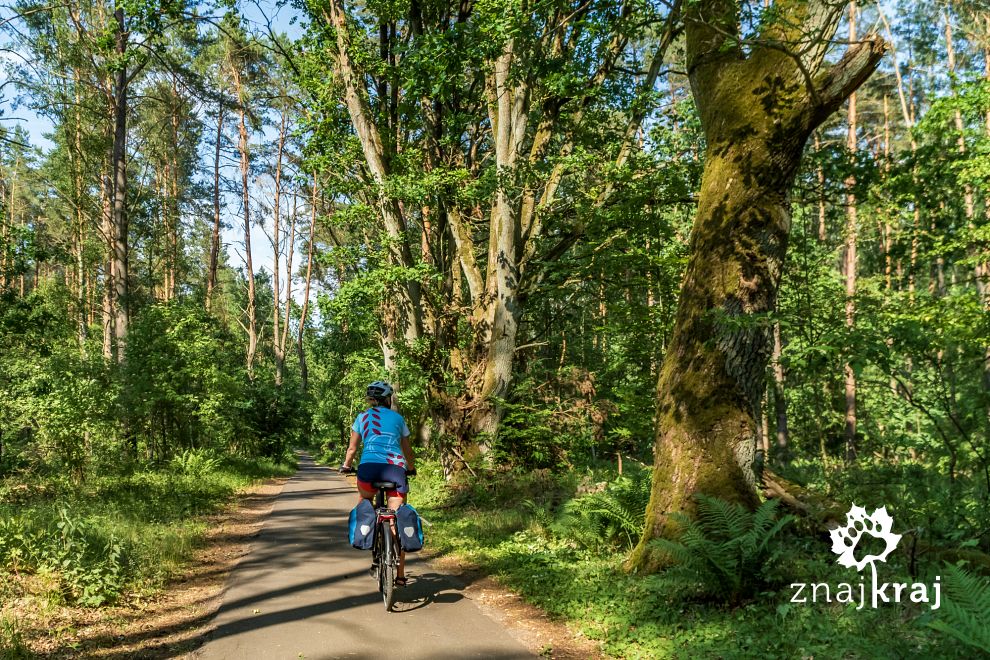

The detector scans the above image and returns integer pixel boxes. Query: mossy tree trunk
[628,0,885,572]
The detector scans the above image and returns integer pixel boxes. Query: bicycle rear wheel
[379,520,397,611]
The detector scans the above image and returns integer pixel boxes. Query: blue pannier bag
[396,503,424,552]
[348,499,376,550]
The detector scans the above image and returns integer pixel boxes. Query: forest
[1,0,989,657]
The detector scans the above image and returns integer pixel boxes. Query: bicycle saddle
[372,481,398,490]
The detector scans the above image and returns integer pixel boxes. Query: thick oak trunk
[628,0,884,571]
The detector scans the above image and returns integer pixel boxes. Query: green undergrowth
[0,451,295,608]
[412,461,976,659]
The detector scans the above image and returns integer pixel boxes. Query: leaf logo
[829,505,901,572]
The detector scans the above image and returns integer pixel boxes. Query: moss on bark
[627,3,886,573]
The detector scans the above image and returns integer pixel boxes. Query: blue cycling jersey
[351,406,411,467]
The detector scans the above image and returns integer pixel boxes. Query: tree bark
[326,0,423,347]
[272,109,287,386]
[111,5,129,363]
[168,75,181,301]
[843,4,858,464]
[101,171,114,361]
[73,75,87,354]
[206,102,224,312]
[772,321,789,460]
[233,68,258,377]
[298,179,318,391]
[628,0,885,572]
[280,192,296,381]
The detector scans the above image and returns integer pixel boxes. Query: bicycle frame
[370,484,399,611]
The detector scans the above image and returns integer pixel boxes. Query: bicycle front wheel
[379,520,397,611]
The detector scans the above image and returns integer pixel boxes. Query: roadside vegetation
[0,452,293,653]
[414,461,979,658]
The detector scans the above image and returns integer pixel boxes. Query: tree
[628,0,885,571]
[306,0,682,463]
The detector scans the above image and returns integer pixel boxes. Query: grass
[413,460,976,659]
[0,452,296,609]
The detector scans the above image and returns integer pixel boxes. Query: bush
[0,508,125,606]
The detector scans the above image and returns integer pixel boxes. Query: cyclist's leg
[386,494,405,577]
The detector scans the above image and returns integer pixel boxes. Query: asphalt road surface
[195,454,534,660]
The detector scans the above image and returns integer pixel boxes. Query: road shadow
[390,572,467,613]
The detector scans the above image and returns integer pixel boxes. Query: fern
[649,495,794,602]
[929,564,990,655]
[552,470,650,551]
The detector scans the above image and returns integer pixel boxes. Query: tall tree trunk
[73,76,87,354]
[280,192,297,380]
[298,179,318,391]
[111,5,129,363]
[0,171,7,293]
[628,0,884,571]
[272,109,287,386]
[814,133,827,242]
[168,76,181,301]
[233,70,257,376]
[325,0,423,347]
[206,102,224,311]
[772,321,789,461]
[843,4,859,464]
[101,171,114,361]
[983,24,990,399]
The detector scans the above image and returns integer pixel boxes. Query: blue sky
[1,0,312,304]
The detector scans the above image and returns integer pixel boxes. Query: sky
[0,0,313,305]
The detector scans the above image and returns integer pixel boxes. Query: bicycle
[340,467,415,612]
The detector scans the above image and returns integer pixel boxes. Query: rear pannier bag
[348,499,376,550]
[396,503,424,552]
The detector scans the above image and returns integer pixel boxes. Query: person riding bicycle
[340,380,416,585]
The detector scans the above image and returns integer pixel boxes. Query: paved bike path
[195,454,533,659]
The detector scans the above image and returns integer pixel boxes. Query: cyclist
[340,380,416,585]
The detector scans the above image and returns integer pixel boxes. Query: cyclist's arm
[400,434,415,473]
[342,430,360,470]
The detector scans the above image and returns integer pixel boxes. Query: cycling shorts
[356,462,408,497]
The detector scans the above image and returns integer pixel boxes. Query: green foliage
[123,301,250,454]
[0,617,30,660]
[0,507,125,606]
[929,564,990,654]
[0,456,293,609]
[415,462,957,658]
[650,496,794,603]
[553,468,650,551]
[170,448,221,477]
